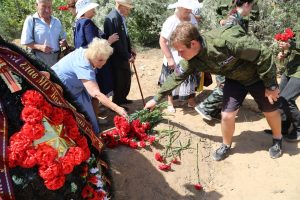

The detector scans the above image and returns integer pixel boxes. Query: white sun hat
[75,0,99,19]
[167,0,201,10]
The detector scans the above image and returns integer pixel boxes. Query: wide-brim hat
[115,0,134,8]
[76,0,99,19]
[167,0,200,10]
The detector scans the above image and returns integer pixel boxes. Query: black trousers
[279,73,300,134]
[112,61,131,105]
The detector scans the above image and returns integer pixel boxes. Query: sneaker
[195,105,212,120]
[212,144,231,161]
[269,138,282,159]
[98,117,108,125]
[167,105,176,113]
[284,130,300,142]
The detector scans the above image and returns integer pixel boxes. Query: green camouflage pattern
[154,25,278,103]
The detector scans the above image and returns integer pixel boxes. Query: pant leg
[112,61,131,104]
[279,74,300,134]
[202,75,225,116]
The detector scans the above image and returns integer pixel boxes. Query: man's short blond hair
[170,22,201,48]
[85,38,113,60]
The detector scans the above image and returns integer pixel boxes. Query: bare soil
[102,48,300,200]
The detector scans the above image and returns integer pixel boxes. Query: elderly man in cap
[21,0,68,67]
[104,0,136,107]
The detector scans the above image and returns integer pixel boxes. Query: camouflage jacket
[154,25,278,102]
[285,23,300,78]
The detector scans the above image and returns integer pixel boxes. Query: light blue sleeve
[75,64,96,81]
[58,20,67,40]
[20,15,34,45]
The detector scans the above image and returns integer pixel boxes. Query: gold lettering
[37,76,51,90]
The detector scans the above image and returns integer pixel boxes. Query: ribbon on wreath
[0,99,15,200]
[0,58,22,93]
[0,46,104,152]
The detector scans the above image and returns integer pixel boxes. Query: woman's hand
[116,106,128,119]
[144,99,157,111]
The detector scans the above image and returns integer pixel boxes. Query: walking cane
[131,62,145,106]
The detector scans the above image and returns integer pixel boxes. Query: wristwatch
[267,85,278,91]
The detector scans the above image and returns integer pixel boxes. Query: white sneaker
[167,105,176,113]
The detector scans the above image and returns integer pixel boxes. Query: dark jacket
[104,8,132,66]
[154,25,278,102]
[74,18,106,48]
[285,23,300,78]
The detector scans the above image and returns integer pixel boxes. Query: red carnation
[119,137,130,145]
[59,156,75,174]
[88,175,98,185]
[285,28,295,38]
[194,183,203,190]
[171,157,181,164]
[40,101,53,117]
[114,116,130,134]
[21,90,45,108]
[129,141,138,149]
[67,147,85,165]
[36,144,58,166]
[155,152,164,162]
[147,136,156,144]
[58,5,69,11]
[138,141,146,148]
[82,185,94,198]
[76,135,89,149]
[50,107,64,125]
[158,163,171,171]
[21,106,43,124]
[39,162,62,180]
[20,147,37,168]
[22,123,45,140]
[44,175,66,190]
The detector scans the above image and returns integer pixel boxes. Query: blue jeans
[279,74,300,134]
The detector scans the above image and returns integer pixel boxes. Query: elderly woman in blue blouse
[52,38,127,134]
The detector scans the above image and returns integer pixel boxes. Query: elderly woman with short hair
[52,38,127,134]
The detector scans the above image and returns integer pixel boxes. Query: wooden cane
[131,62,145,106]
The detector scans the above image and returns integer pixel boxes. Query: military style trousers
[201,75,225,117]
[279,73,300,134]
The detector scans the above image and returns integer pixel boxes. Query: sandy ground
[101,48,300,200]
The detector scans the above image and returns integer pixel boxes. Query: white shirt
[160,14,198,66]
[21,13,66,52]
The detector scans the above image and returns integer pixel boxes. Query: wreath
[8,90,91,190]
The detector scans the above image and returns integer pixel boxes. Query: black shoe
[195,105,212,121]
[269,138,282,159]
[212,144,231,161]
[263,129,288,136]
[284,130,300,142]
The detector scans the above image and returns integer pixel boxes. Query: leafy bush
[94,0,172,47]
[0,0,74,42]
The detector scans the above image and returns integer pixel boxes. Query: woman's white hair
[85,38,113,60]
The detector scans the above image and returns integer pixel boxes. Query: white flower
[89,167,99,174]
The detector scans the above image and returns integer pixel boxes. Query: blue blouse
[51,48,100,134]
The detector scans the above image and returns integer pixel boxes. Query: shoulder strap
[31,15,36,42]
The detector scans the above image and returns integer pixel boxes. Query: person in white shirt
[21,0,68,67]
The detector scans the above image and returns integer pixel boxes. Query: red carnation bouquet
[274,28,295,42]
[101,103,167,149]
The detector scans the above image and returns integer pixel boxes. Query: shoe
[98,117,108,125]
[269,138,282,159]
[195,105,212,120]
[212,144,231,161]
[167,105,176,113]
[284,130,300,142]
[263,129,288,136]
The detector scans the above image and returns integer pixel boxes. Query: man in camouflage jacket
[145,22,283,161]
